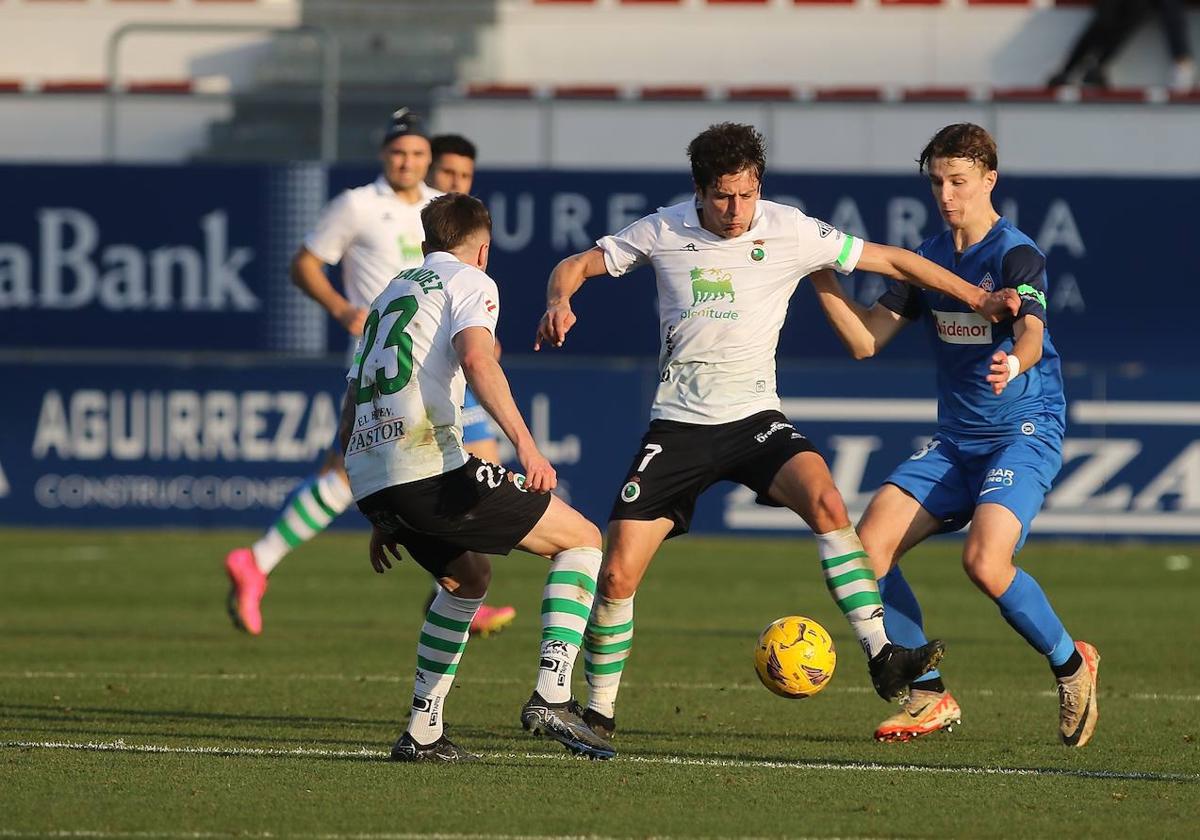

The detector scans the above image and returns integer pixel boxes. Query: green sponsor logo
[1016,283,1046,309]
[398,234,423,264]
[690,267,736,306]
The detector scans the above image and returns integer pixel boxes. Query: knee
[578,519,603,551]
[322,448,346,476]
[859,531,900,580]
[961,546,1011,598]
[597,554,638,600]
[810,485,850,533]
[447,553,491,599]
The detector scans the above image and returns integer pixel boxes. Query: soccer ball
[753,615,837,699]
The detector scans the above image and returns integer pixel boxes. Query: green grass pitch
[1,528,1198,838]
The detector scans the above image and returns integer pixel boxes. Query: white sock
[535,547,602,704]
[816,525,889,658]
[407,589,483,745]
[252,470,352,575]
[583,594,635,718]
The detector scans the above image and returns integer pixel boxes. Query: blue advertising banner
[3,164,1197,365]
[2,356,1197,537]
[0,164,328,355]
[339,166,1200,365]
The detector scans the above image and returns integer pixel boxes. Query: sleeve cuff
[451,320,497,339]
[835,235,863,274]
[303,236,341,266]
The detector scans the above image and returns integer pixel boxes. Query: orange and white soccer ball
[754,615,837,699]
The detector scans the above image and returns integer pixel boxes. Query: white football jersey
[305,176,442,312]
[343,251,499,498]
[597,199,862,424]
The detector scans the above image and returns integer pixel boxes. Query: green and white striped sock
[535,547,602,704]
[252,471,352,575]
[583,594,635,718]
[817,526,889,658]
[407,589,483,745]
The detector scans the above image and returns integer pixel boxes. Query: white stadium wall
[0,0,298,87]
[465,0,1200,90]
[0,0,1197,167]
[432,95,1200,175]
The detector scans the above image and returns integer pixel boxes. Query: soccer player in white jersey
[534,123,1019,741]
[423,133,517,635]
[223,112,514,637]
[341,193,614,761]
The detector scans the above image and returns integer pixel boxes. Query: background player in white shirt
[535,122,1018,741]
[224,113,510,638]
[340,193,613,761]
[422,133,518,635]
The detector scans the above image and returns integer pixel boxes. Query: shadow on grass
[0,703,393,728]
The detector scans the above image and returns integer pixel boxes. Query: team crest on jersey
[979,272,995,292]
[621,480,641,503]
[749,240,767,263]
[689,267,736,306]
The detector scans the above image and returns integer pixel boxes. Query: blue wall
[1,164,1197,536]
[3,356,1198,537]
[3,164,1197,363]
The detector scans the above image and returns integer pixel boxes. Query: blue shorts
[461,388,495,444]
[885,431,1062,552]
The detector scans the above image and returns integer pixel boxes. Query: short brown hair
[918,123,998,174]
[421,193,491,252]
[688,122,767,191]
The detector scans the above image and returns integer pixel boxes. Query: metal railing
[104,22,340,162]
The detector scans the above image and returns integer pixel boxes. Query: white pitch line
[2,739,1196,784]
[2,671,1197,703]
[0,832,803,840]
[0,832,848,840]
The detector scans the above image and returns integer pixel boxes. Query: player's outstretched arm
[291,246,367,336]
[809,270,909,360]
[986,314,1045,396]
[535,247,610,350]
[855,243,1019,323]
[455,326,556,493]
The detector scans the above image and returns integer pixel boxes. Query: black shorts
[609,409,819,538]
[356,457,552,578]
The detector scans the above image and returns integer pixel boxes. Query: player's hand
[369,525,403,574]
[534,304,576,351]
[516,443,557,494]
[975,289,1020,323]
[337,304,368,337]
[986,350,1013,396]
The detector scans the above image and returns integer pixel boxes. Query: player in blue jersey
[810,123,1100,747]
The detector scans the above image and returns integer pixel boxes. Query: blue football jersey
[878,218,1066,440]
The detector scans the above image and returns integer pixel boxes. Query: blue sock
[995,569,1075,667]
[878,566,941,682]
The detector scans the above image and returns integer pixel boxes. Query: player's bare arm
[855,242,1019,323]
[337,382,356,456]
[291,246,367,336]
[535,247,610,350]
[454,326,557,493]
[986,314,1045,396]
[809,270,909,360]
